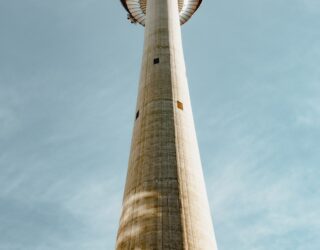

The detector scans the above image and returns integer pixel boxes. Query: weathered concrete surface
[116,0,218,249]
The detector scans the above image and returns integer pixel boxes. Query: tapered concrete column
[116,0,218,249]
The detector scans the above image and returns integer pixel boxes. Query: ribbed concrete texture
[116,0,218,249]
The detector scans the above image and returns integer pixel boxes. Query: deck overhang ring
[120,0,202,26]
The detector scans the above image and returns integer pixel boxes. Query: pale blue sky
[0,0,319,249]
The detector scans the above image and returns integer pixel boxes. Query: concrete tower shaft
[116,0,217,249]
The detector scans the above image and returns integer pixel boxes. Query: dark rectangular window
[135,110,139,120]
[177,101,184,110]
[153,58,160,64]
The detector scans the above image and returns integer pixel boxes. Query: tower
[116,0,218,249]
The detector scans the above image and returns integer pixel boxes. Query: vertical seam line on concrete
[169,0,187,249]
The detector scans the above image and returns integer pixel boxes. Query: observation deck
[120,0,202,26]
